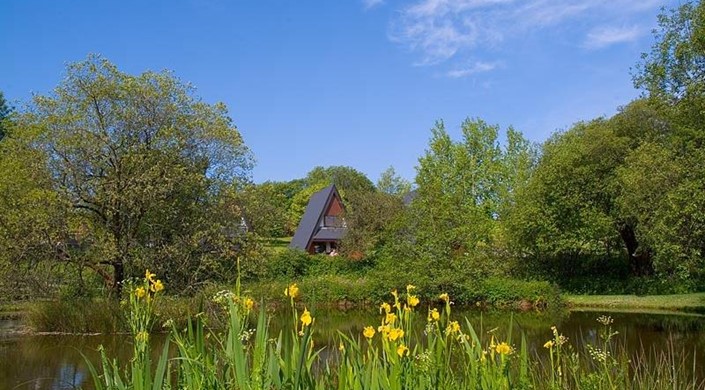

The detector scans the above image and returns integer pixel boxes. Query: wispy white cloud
[446,61,502,78]
[386,0,663,71]
[362,0,384,10]
[584,25,643,49]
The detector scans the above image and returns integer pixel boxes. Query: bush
[245,275,374,306]
[261,249,371,281]
[474,278,562,309]
[262,249,312,280]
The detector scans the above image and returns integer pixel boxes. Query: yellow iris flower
[300,308,312,327]
[396,344,409,358]
[495,342,512,355]
[428,308,440,321]
[151,280,164,293]
[388,328,404,341]
[285,283,300,299]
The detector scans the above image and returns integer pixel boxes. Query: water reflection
[1,308,704,389]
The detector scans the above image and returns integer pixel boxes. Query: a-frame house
[289,184,346,254]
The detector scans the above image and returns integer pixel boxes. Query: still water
[2,308,705,389]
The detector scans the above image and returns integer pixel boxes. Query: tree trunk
[618,223,653,276]
[112,258,124,298]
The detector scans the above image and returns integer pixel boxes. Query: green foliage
[263,248,313,280]
[376,165,412,197]
[511,119,625,256]
[475,278,560,309]
[261,249,372,282]
[367,119,535,302]
[411,119,534,266]
[510,101,675,280]
[339,190,406,257]
[239,181,302,237]
[634,0,705,101]
[9,55,254,296]
[0,118,71,298]
[305,165,376,194]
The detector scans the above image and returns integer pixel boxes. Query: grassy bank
[566,293,705,313]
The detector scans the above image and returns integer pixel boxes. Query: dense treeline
[1,1,704,302]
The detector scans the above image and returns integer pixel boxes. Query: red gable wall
[325,195,343,216]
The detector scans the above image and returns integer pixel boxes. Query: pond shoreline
[566,292,705,314]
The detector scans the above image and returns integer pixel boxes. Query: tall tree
[511,101,668,277]
[624,0,705,286]
[634,0,705,102]
[18,55,253,295]
[376,166,412,197]
[374,119,534,292]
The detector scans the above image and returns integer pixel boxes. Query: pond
[2,308,705,389]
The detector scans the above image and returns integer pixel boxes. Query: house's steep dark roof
[313,228,346,241]
[289,184,342,251]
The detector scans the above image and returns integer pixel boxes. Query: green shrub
[263,249,312,280]
[476,278,562,308]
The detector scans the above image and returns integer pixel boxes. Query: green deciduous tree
[376,166,412,197]
[0,120,70,298]
[511,100,674,281]
[16,55,253,295]
[634,0,705,102]
[239,181,290,237]
[339,190,405,258]
[375,119,535,293]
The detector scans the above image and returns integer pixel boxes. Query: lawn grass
[566,292,705,313]
[262,236,292,254]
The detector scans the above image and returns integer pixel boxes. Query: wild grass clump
[86,271,704,389]
[26,298,125,333]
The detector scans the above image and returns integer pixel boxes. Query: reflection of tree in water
[52,363,86,389]
[0,330,168,390]
[559,311,705,377]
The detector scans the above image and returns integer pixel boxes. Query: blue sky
[1,0,678,183]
